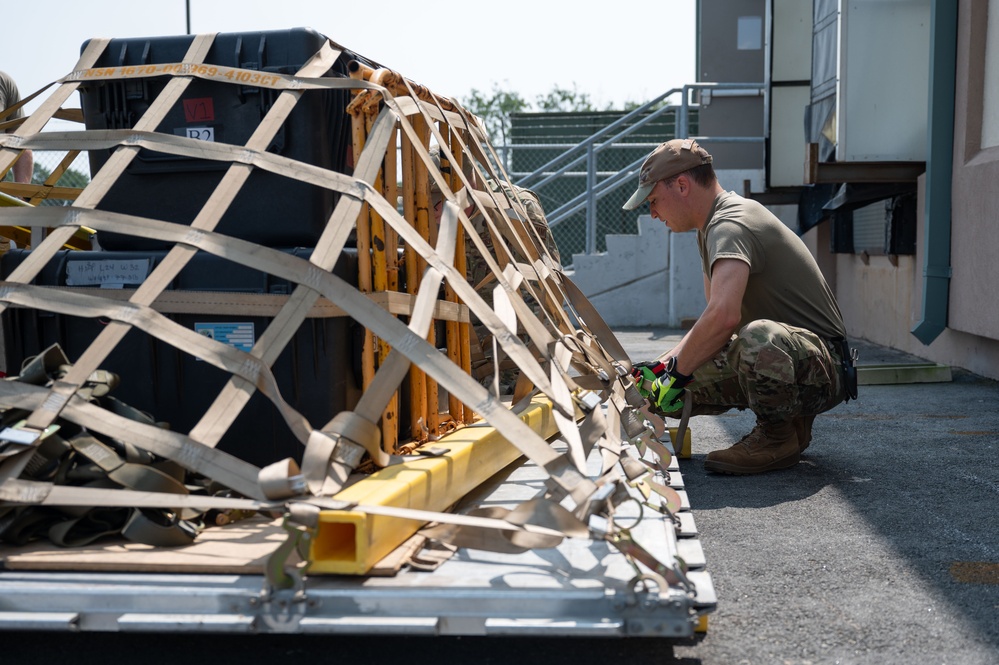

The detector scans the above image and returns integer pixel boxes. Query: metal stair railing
[510,82,765,260]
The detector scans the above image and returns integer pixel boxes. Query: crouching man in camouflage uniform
[623,139,857,475]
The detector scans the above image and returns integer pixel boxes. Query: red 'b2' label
[183,98,215,122]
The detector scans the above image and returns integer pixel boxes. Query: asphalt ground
[617,328,999,665]
[2,329,997,665]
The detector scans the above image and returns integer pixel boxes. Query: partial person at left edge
[0,69,35,184]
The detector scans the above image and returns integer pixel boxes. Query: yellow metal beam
[309,394,559,575]
[0,191,95,250]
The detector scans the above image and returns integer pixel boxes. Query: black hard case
[1,247,361,468]
[78,28,371,251]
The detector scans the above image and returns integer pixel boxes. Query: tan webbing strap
[302,413,374,496]
[306,197,462,488]
[0,205,598,503]
[0,481,584,544]
[675,396,692,458]
[17,40,334,437]
[600,390,626,477]
[3,35,216,299]
[550,341,588,473]
[257,458,308,500]
[420,497,590,554]
[492,263,575,434]
[188,105,397,448]
[422,91,577,394]
[486,272,512,397]
[577,401,609,462]
[465,116,576,325]
[417,97,567,344]
[364,189,558,402]
[389,88,560,387]
[0,202,600,501]
[60,58,381,95]
[558,273,632,369]
[0,382,264,499]
[0,37,110,185]
[0,282,315,444]
[7,126,357,191]
[8,34,217,436]
[0,479,275,512]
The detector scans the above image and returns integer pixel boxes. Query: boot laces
[735,421,768,450]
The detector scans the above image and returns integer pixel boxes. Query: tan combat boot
[704,420,800,475]
[795,414,815,453]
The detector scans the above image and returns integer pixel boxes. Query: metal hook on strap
[262,502,319,602]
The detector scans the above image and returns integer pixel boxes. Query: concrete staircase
[567,215,703,327]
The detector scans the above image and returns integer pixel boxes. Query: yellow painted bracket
[310,394,559,575]
[858,363,952,385]
[670,426,692,459]
[0,190,94,250]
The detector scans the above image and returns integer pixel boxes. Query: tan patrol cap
[622,138,712,210]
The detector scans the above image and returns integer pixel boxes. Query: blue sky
[3,0,697,117]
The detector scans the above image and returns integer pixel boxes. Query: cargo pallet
[0,27,715,639]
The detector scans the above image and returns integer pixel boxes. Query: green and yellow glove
[630,361,666,398]
[650,357,693,412]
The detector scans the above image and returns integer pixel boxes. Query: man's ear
[677,174,693,196]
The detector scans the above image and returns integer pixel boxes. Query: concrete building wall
[795,0,999,381]
[809,163,999,383]
[949,0,999,341]
[697,0,766,169]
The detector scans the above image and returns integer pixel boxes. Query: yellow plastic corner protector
[309,394,559,574]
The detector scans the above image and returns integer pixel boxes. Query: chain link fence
[504,107,697,267]
[5,146,91,206]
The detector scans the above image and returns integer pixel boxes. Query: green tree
[463,83,528,147]
[464,83,636,146]
[534,84,597,113]
[31,163,91,207]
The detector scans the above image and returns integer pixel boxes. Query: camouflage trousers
[656,319,845,423]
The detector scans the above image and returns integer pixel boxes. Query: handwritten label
[66,259,152,288]
[183,97,215,122]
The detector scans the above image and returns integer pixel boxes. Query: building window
[738,16,763,50]
[983,0,999,148]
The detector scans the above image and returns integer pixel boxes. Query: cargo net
[0,32,689,591]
